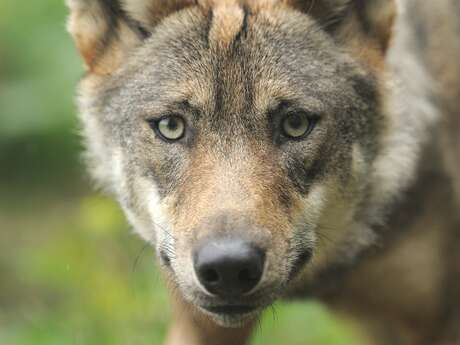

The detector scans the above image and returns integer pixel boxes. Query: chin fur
[199,307,261,328]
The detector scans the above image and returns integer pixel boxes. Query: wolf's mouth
[201,304,257,316]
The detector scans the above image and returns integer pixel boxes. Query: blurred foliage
[0,0,80,138]
[0,1,362,344]
[0,0,83,192]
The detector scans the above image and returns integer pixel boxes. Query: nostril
[238,268,250,282]
[202,268,219,283]
[160,250,171,267]
[238,268,256,282]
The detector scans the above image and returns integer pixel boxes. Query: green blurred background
[0,1,362,344]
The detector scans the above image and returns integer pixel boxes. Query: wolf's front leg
[164,298,255,345]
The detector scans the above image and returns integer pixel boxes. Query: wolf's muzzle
[193,238,265,298]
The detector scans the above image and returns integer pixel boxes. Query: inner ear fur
[289,0,396,70]
[67,0,195,75]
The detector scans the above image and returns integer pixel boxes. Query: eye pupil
[167,118,178,130]
[287,114,302,129]
[153,115,185,141]
[282,113,311,139]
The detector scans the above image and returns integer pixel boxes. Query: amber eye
[281,113,311,139]
[152,115,185,141]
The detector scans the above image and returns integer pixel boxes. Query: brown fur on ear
[67,0,141,74]
[358,0,395,52]
[287,0,395,49]
[287,0,396,71]
[120,0,196,29]
[67,0,195,74]
[285,0,350,21]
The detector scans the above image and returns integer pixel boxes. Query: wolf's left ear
[291,0,396,69]
[67,0,194,75]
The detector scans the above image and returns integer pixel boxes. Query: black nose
[193,238,265,298]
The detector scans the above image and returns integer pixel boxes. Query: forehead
[111,4,362,117]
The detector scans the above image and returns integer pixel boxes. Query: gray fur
[68,0,460,343]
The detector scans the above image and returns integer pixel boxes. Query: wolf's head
[68,0,426,326]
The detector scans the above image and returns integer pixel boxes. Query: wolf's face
[69,0,398,326]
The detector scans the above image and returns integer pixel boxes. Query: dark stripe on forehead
[233,5,250,44]
[213,58,224,116]
[204,8,214,48]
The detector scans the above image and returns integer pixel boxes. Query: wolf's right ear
[67,0,195,75]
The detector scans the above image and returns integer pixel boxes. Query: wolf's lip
[201,305,257,315]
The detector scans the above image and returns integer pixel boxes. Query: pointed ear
[339,0,396,51]
[290,0,396,70]
[119,0,196,29]
[66,0,195,75]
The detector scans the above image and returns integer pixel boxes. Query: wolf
[66,0,460,344]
